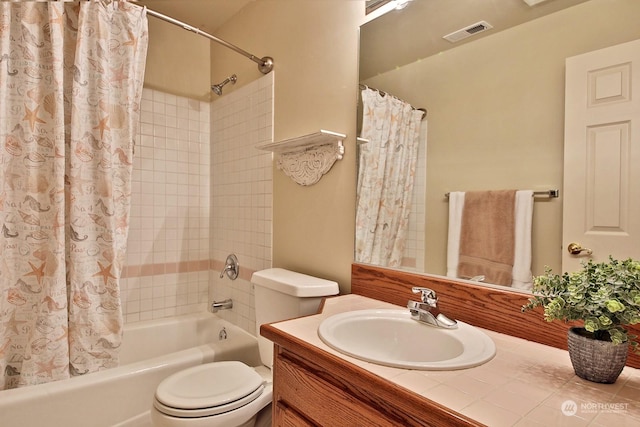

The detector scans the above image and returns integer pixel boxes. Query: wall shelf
[257,130,346,186]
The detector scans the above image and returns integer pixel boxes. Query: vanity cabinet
[263,287,640,426]
[262,325,482,427]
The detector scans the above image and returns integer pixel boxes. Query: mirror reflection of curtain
[0,1,148,390]
[355,88,423,267]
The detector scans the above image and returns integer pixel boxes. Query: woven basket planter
[567,327,628,384]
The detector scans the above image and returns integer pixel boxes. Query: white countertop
[271,294,640,427]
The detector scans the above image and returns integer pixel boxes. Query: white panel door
[563,38,640,272]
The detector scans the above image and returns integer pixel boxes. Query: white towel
[446,190,534,289]
[446,192,465,279]
[512,190,534,290]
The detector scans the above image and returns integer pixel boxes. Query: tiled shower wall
[120,88,211,323]
[120,75,273,327]
[209,74,274,335]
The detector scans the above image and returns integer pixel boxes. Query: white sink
[317,309,496,370]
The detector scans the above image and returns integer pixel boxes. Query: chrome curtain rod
[359,84,427,120]
[444,189,560,199]
[145,8,273,74]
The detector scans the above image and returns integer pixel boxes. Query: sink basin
[317,309,496,370]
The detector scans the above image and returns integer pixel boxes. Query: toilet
[151,268,339,427]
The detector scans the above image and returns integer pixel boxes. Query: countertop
[269,294,640,427]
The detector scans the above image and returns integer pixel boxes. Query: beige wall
[144,18,212,101]
[211,1,363,293]
[363,0,640,277]
[142,0,640,290]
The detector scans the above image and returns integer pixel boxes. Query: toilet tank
[251,268,339,368]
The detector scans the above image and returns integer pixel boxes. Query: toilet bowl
[150,268,339,427]
[151,362,273,427]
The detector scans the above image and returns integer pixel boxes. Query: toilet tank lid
[251,268,339,297]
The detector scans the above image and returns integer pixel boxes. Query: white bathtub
[0,312,262,427]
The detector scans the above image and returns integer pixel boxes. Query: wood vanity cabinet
[261,325,482,427]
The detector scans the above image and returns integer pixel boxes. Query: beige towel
[457,190,516,286]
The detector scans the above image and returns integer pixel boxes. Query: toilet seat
[154,361,265,418]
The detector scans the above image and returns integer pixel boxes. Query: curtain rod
[144,8,273,74]
[359,84,427,120]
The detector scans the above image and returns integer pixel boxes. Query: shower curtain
[355,87,423,267]
[0,1,148,390]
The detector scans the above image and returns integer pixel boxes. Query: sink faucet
[407,287,457,329]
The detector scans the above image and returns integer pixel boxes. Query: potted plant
[523,257,640,383]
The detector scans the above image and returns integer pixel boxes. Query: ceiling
[360,0,589,80]
[135,0,253,33]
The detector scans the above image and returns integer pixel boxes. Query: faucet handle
[219,254,239,280]
[411,287,437,305]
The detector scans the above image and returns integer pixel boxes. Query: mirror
[357,0,639,288]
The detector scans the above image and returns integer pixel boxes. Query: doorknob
[567,242,593,256]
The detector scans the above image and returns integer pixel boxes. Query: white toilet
[150,268,339,427]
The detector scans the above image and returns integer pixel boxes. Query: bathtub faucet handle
[219,265,233,278]
[219,254,239,280]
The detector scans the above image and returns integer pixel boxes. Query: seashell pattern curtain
[355,88,423,267]
[0,1,147,389]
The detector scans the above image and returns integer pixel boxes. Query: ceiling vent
[443,21,493,43]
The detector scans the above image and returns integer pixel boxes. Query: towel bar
[444,189,559,199]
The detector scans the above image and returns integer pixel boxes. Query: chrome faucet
[219,254,239,280]
[407,287,457,329]
[211,298,233,313]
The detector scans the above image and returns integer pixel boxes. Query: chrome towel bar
[444,189,559,199]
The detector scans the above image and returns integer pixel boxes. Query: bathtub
[0,312,262,427]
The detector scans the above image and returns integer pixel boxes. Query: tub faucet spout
[211,299,233,313]
[408,287,457,329]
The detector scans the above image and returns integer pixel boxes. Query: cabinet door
[275,352,401,426]
[275,402,316,427]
